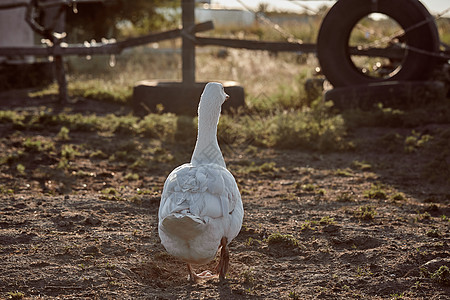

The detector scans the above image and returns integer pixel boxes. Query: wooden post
[182,0,195,85]
[54,52,68,104]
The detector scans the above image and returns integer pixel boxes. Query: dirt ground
[0,96,449,299]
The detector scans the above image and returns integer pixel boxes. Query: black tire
[317,0,440,87]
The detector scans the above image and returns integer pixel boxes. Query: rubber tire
[317,0,440,87]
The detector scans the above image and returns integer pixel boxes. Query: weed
[138,113,177,141]
[319,216,335,225]
[288,291,300,300]
[266,233,301,248]
[124,173,139,181]
[300,220,317,231]
[246,237,261,247]
[57,126,70,141]
[390,292,404,299]
[6,291,24,300]
[136,188,154,195]
[23,138,55,153]
[392,193,405,201]
[430,265,450,285]
[426,229,441,237]
[356,265,373,277]
[0,186,14,195]
[241,268,255,284]
[57,158,69,170]
[316,189,326,196]
[335,168,353,177]
[364,184,387,200]
[354,206,377,220]
[89,150,108,159]
[16,164,26,175]
[102,188,119,195]
[441,215,449,222]
[61,144,80,160]
[29,80,132,104]
[351,160,372,171]
[415,211,431,222]
[337,192,355,202]
[404,130,432,153]
[419,266,430,278]
[301,183,316,192]
[236,161,278,175]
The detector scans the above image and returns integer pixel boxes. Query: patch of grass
[426,229,441,238]
[337,191,355,202]
[0,151,25,165]
[355,265,373,277]
[246,237,261,247]
[0,185,14,195]
[392,192,406,201]
[301,183,316,192]
[431,265,450,285]
[56,126,70,141]
[124,173,139,181]
[236,161,278,175]
[266,233,301,248]
[29,80,132,104]
[16,163,26,175]
[101,188,119,195]
[6,291,25,300]
[23,138,55,153]
[390,292,405,299]
[288,291,300,300]
[404,130,432,153]
[354,206,377,220]
[319,216,335,225]
[364,184,387,200]
[89,150,108,159]
[61,144,80,160]
[334,168,353,177]
[300,220,317,231]
[219,99,349,152]
[0,110,26,125]
[352,160,372,171]
[138,113,178,141]
[241,268,255,284]
[415,211,431,222]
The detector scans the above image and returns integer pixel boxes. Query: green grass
[219,99,349,152]
[29,80,132,104]
[354,206,377,220]
[364,184,388,200]
[431,265,450,285]
[265,233,301,248]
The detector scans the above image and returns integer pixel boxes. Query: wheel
[317,0,440,87]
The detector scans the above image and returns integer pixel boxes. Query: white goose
[158,82,244,282]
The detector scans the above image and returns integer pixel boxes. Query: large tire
[317,0,440,87]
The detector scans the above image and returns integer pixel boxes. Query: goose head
[198,82,229,118]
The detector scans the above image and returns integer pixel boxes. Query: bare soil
[0,96,449,299]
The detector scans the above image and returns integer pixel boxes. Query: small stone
[85,216,101,226]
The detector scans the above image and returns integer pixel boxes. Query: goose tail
[161,213,207,240]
